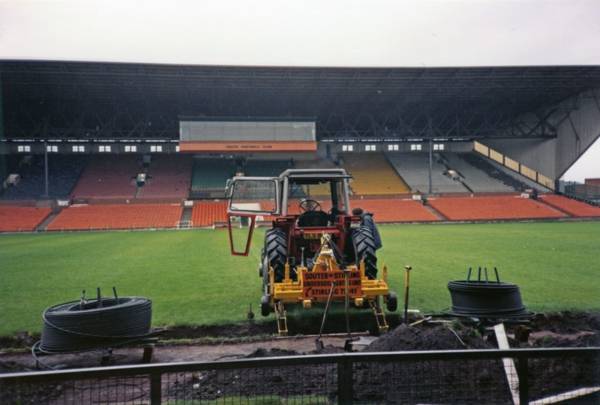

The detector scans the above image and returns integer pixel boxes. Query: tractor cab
[282,169,351,227]
[227,169,363,259]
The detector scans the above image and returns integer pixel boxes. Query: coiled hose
[37,296,152,353]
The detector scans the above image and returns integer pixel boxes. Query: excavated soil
[530,311,600,334]
[164,324,505,403]
[163,318,600,403]
[365,323,493,351]
[2,312,599,404]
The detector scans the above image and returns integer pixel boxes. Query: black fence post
[516,355,529,405]
[150,372,162,405]
[337,358,353,405]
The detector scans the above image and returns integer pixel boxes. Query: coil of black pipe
[447,280,529,318]
[39,297,152,353]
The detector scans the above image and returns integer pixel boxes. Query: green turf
[0,221,599,336]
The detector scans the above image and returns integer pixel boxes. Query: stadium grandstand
[0,61,599,231]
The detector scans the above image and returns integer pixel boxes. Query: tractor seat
[297,211,330,227]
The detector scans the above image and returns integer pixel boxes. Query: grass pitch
[0,221,599,336]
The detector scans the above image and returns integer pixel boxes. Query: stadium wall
[324,141,472,155]
[486,88,600,181]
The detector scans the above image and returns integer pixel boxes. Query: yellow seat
[341,153,410,195]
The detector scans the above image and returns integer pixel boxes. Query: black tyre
[258,248,265,278]
[352,225,378,279]
[386,292,398,312]
[261,257,270,294]
[260,294,271,317]
[264,228,288,282]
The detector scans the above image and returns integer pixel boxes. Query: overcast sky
[0,0,598,181]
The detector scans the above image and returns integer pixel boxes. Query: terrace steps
[36,209,62,231]
[0,206,52,232]
[423,202,447,220]
[535,197,573,217]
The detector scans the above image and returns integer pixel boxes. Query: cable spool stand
[32,287,158,369]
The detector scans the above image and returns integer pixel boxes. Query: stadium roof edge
[2,60,600,141]
[2,58,600,70]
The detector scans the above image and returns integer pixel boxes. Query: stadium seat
[440,153,515,193]
[351,199,439,222]
[137,156,192,200]
[540,194,600,217]
[461,153,541,192]
[191,201,228,227]
[1,155,87,200]
[386,153,467,193]
[341,153,410,195]
[191,159,237,198]
[0,206,52,232]
[71,156,139,200]
[47,204,183,231]
[428,195,566,221]
[190,197,438,227]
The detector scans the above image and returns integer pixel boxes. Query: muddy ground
[1,312,599,404]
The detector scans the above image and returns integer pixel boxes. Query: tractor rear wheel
[352,225,378,279]
[264,228,288,282]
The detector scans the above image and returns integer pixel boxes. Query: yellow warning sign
[302,270,362,300]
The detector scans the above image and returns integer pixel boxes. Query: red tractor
[226,168,397,334]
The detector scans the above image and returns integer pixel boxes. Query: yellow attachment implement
[271,234,390,305]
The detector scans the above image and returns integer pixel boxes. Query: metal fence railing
[1,348,599,404]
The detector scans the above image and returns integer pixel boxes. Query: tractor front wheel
[264,228,288,282]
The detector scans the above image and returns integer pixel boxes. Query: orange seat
[192,198,438,227]
[191,201,228,227]
[137,156,192,199]
[47,204,182,231]
[0,206,51,232]
[71,156,138,199]
[351,199,438,222]
[428,196,566,221]
[540,195,600,217]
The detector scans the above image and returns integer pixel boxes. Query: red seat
[47,204,182,231]
[540,195,600,217]
[0,206,51,232]
[71,156,138,200]
[191,201,228,227]
[429,196,566,221]
[137,156,192,200]
[190,198,438,227]
[351,199,439,222]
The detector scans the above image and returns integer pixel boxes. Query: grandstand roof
[2,61,600,140]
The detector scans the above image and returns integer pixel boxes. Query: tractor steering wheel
[299,199,322,213]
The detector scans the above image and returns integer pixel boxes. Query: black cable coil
[39,296,152,353]
[447,267,530,319]
[447,281,528,317]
